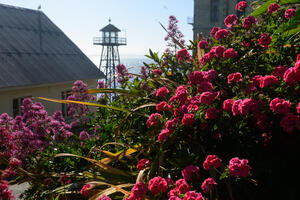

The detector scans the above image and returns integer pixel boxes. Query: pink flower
[210,27,221,37]
[227,72,242,84]
[148,176,168,195]
[183,191,205,200]
[197,81,214,93]
[182,165,200,181]
[259,75,278,88]
[270,98,291,114]
[182,113,195,126]
[158,129,172,142]
[175,179,190,194]
[98,195,112,200]
[156,87,170,97]
[285,8,296,19]
[166,118,179,131]
[211,46,226,57]
[153,68,163,76]
[295,61,300,77]
[198,40,208,49]
[297,103,300,114]
[258,33,272,49]
[203,155,222,170]
[205,108,219,119]
[200,53,214,65]
[177,49,191,63]
[9,157,22,167]
[229,157,251,177]
[146,113,162,128]
[0,180,15,200]
[189,71,205,85]
[235,1,248,11]
[283,67,298,86]
[224,14,238,28]
[223,48,238,59]
[223,99,234,111]
[170,85,189,103]
[280,113,300,133]
[80,184,92,197]
[232,99,243,116]
[137,159,150,170]
[79,131,90,141]
[272,66,289,79]
[268,3,280,14]
[130,182,147,199]
[204,70,218,82]
[243,16,256,29]
[156,101,171,112]
[199,91,216,105]
[215,29,229,40]
[239,98,258,115]
[201,178,217,193]
[169,196,182,200]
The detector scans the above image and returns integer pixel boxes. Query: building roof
[0,3,104,89]
[100,24,121,32]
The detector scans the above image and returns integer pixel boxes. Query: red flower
[259,75,278,88]
[183,191,204,200]
[297,102,300,114]
[80,184,92,197]
[215,29,229,40]
[210,27,221,37]
[285,8,296,19]
[181,165,200,181]
[153,68,162,76]
[284,67,298,86]
[199,91,216,105]
[235,1,248,11]
[148,176,168,195]
[243,16,256,29]
[158,129,172,142]
[198,40,208,49]
[146,113,162,128]
[224,14,238,28]
[258,33,272,49]
[223,48,238,59]
[189,71,205,85]
[203,155,222,170]
[182,113,195,126]
[156,87,170,97]
[175,179,190,194]
[210,46,226,57]
[205,108,219,119]
[201,178,217,194]
[223,99,234,111]
[227,72,242,84]
[137,159,150,170]
[229,157,251,177]
[280,113,300,133]
[197,81,214,93]
[156,101,171,112]
[268,3,280,14]
[272,66,289,79]
[232,99,243,116]
[176,49,191,63]
[270,98,291,114]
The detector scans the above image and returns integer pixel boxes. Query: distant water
[121,58,152,74]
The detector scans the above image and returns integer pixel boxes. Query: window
[61,90,72,117]
[210,0,220,23]
[12,96,31,118]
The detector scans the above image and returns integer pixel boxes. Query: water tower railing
[93,37,127,45]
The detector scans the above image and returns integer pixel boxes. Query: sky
[0,0,194,65]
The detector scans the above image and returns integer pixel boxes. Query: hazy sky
[0,0,193,64]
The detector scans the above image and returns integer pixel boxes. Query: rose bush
[1,1,299,200]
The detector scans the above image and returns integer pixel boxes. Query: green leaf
[251,0,276,17]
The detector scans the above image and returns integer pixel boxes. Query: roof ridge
[0,3,42,13]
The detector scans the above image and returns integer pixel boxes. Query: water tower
[93,19,127,89]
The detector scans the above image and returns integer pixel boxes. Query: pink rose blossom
[215,29,229,40]
[205,108,219,119]
[182,165,200,181]
[258,33,272,49]
[259,75,278,88]
[197,81,214,93]
[268,3,280,14]
[79,131,90,141]
[148,176,168,195]
[243,16,256,29]
[177,49,191,63]
[283,67,298,86]
[98,195,112,200]
[285,8,296,19]
[297,103,300,114]
[272,66,289,79]
[130,182,147,199]
[182,113,195,126]
[156,87,170,97]
[199,91,216,105]
[270,98,291,114]
[210,27,221,37]
[229,157,251,177]
[232,99,243,116]
[201,178,217,193]
[156,101,171,112]
[280,113,300,133]
[228,72,242,84]
[204,70,218,82]
[198,40,208,49]
[223,99,235,111]
[158,129,172,142]
[211,46,226,57]
[203,155,222,170]
[235,1,248,11]
[80,184,92,197]
[224,14,238,27]
[175,179,190,194]
[137,159,150,170]
[146,113,162,128]
[223,48,238,59]
[183,191,205,200]
[189,71,205,85]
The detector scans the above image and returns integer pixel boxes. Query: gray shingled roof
[0,3,104,89]
[100,24,121,32]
